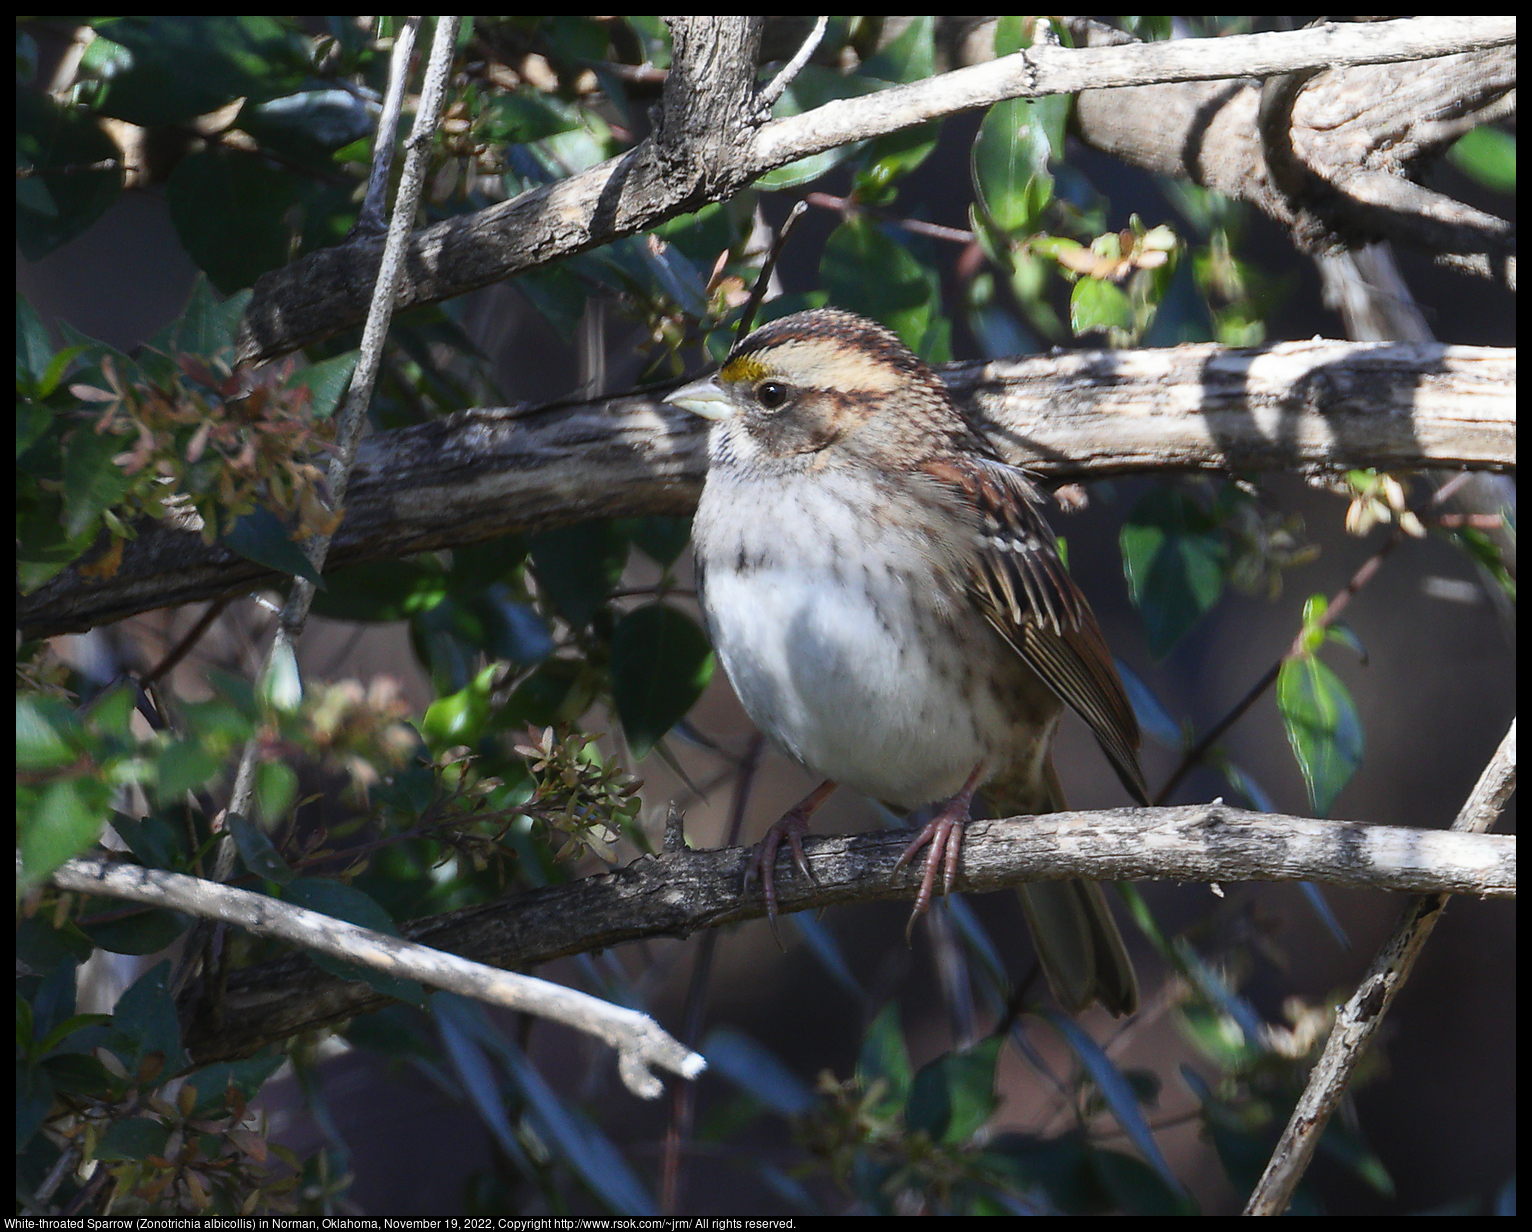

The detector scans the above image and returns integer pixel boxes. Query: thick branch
[20,339,1512,638]
[181,803,1514,1064]
[1070,20,1515,278]
[236,17,1513,364]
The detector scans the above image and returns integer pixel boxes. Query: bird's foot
[744,779,836,945]
[894,764,985,940]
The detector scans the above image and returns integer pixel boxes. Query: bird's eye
[755,380,790,410]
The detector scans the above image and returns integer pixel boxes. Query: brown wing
[923,455,1149,806]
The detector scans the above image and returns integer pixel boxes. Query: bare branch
[20,339,1513,639]
[755,15,827,114]
[176,801,1515,1065]
[1247,718,1517,1214]
[236,17,1513,364]
[51,855,705,1099]
[173,15,463,1004]
[1071,19,1516,283]
[759,17,1513,165]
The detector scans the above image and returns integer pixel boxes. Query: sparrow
[666,308,1146,1015]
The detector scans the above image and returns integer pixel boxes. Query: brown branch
[52,855,704,1098]
[235,17,1513,365]
[237,16,764,365]
[178,802,1515,1065]
[20,339,1513,639]
[1069,19,1516,283]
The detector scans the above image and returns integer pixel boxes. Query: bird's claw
[743,780,836,947]
[895,813,965,940]
[893,765,984,940]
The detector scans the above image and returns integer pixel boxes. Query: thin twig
[805,190,975,244]
[1244,718,1516,1214]
[357,17,419,233]
[171,15,459,1002]
[733,199,808,348]
[755,16,828,114]
[140,597,231,689]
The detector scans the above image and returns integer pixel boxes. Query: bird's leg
[894,763,985,937]
[744,779,837,940]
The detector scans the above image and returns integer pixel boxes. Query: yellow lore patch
[724,339,903,394]
[720,354,768,383]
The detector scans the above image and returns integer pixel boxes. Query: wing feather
[922,456,1149,805]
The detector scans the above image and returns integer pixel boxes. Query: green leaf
[228,811,294,885]
[653,202,743,270]
[179,1052,286,1113]
[16,294,57,385]
[310,555,448,622]
[154,737,222,801]
[971,96,1062,235]
[173,275,248,357]
[421,663,499,750]
[490,657,594,731]
[17,696,76,772]
[623,16,672,69]
[860,16,935,84]
[610,603,714,759]
[516,264,590,340]
[1120,487,1225,659]
[905,1036,1001,1144]
[856,1001,912,1109]
[166,147,300,293]
[35,1011,112,1059]
[95,1116,172,1162]
[756,65,883,190]
[1447,125,1515,194]
[88,16,307,128]
[1449,524,1514,601]
[448,535,530,593]
[109,961,187,1071]
[820,217,941,355]
[1070,276,1132,335]
[285,351,359,419]
[61,427,135,541]
[253,761,298,826]
[15,89,124,260]
[1277,652,1363,816]
[858,122,941,200]
[409,599,486,694]
[16,1064,55,1151]
[105,811,183,871]
[528,521,628,627]
[19,779,111,891]
[15,916,94,972]
[483,90,582,144]
[222,506,323,584]
[614,515,693,568]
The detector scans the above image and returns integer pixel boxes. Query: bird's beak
[664,375,736,421]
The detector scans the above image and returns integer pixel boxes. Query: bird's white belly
[703,561,996,808]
